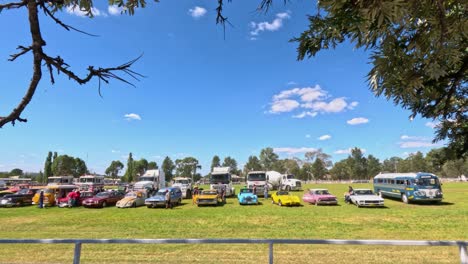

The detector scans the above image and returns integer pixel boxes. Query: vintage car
[347,189,385,207]
[0,190,14,198]
[145,187,182,208]
[32,185,77,207]
[237,188,258,205]
[194,189,222,206]
[117,191,147,208]
[271,191,301,207]
[0,188,39,207]
[302,189,338,206]
[57,191,94,208]
[82,191,124,208]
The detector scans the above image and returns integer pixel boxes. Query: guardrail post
[73,242,82,264]
[460,243,468,264]
[268,242,273,264]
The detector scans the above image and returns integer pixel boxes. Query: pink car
[302,189,338,206]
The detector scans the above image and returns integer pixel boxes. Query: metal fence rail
[0,238,466,264]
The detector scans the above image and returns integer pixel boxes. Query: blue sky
[0,1,442,175]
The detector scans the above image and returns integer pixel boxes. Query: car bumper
[82,203,101,208]
[317,200,338,205]
[197,199,218,205]
[239,199,258,205]
[145,201,166,207]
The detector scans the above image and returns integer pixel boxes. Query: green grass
[0,183,466,263]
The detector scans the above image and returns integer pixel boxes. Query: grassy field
[0,182,467,263]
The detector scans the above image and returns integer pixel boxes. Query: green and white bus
[373,172,443,204]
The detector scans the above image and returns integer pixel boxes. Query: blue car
[145,187,182,208]
[237,188,258,205]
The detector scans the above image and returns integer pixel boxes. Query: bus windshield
[139,177,155,182]
[80,178,95,183]
[416,177,440,187]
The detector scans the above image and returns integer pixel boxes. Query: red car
[82,191,124,208]
[302,189,338,206]
[57,191,94,207]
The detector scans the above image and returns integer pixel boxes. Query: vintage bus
[77,175,105,192]
[373,172,443,204]
[47,176,74,185]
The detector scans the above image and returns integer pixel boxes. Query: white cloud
[348,101,359,109]
[292,111,317,119]
[270,99,300,113]
[318,134,331,141]
[188,6,207,18]
[273,147,317,155]
[305,134,311,138]
[399,141,437,148]
[124,113,141,121]
[286,81,297,86]
[66,5,103,17]
[303,97,348,113]
[400,135,429,141]
[111,150,120,153]
[250,12,290,36]
[274,86,326,102]
[425,121,440,129]
[347,117,369,125]
[334,148,366,155]
[108,5,122,16]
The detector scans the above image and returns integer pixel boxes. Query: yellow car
[32,185,76,207]
[194,189,221,206]
[271,191,301,207]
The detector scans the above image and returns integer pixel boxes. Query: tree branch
[8,45,32,61]
[0,0,26,11]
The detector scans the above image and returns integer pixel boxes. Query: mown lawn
[0,183,466,263]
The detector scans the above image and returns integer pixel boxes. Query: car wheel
[402,194,409,204]
[178,198,182,205]
[285,186,291,192]
[378,191,383,198]
[147,205,152,209]
[278,200,282,207]
[133,202,137,208]
[271,200,275,204]
[102,201,107,208]
[315,200,319,206]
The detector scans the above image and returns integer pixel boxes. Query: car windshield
[416,177,440,187]
[96,192,109,197]
[355,190,373,195]
[286,175,295,179]
[241,189,253,193]
[125,192,137,198]
[202,191,218,195]
[247,173,266,181]
[276,191,289,196]
[155,191,167,196]
[313,190,330,195]
[17,189,30,195]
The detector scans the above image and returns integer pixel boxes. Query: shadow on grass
[383,196,454,206]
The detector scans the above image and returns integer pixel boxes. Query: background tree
[53,152,58,162]
[311,159,328,180]
[293,0,467,157]
[175,157,200,180]
[222,156,239,174]
[133,158,148,179]
[329,160,352,181]
[51,155,86,177]
[442,159,468,177]
[243,155,262,175]
[44,151,53,182]
[105,160,124,178]
[304,149,333,167]
[259,147,279,170]
[161,156,175,182]
[366,155,382,178]
[347,148,367,179]
[123,153,135,183]
[382,157,403,173]
[9,168,23,177]
[210,155,221,171]
[147,161,158,170]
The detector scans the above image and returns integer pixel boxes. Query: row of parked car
[0,185,385,208]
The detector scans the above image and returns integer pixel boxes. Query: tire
[147,205,152,209]
[271,200,275,204]
[278,200,282,207]
[378,191,383,198]
[186,191,191,199]
[401,194,409,204]
[315,200,319,206]
[178,198,182,205]
[133,202,137,208]
[285,186,291,192]
[102,201,107,208]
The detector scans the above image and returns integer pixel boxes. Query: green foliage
[243,155,262,174]
[161,156,175,182]
[51,154,87,177]
[105,160,124,178]
[210,155,221,172]
[9,168,23,176]
[442,159,468,177]
[366,155,381,178]
[43,152,53,183]
[222,156,239,174]
[311,159,328,180]
[175,157,200,179]
[133,158,148,178]
[293,0,467,157]
[48,0,157,17]
[123,153,135,183]
[259,147,279,170]
[147,161,158,170]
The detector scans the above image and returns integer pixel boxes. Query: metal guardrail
[0,238,466,264]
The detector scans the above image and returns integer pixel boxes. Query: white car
[348,189,384,207]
